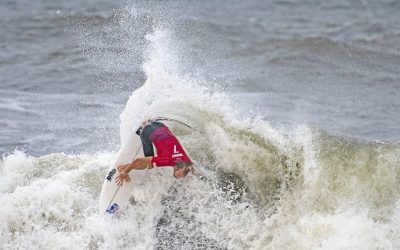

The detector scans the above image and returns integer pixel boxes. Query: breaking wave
[1,28,399,249]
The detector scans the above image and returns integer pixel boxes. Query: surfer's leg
[140,125,155,156]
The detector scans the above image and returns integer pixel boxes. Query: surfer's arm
[117,157,152,172]
[115,157,153,185]
[127,157,153,170]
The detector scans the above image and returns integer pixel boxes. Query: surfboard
[99,117,198,214]
[98,131,144,215]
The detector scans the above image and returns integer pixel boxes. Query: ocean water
[1,0,400,249]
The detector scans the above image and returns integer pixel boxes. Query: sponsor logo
[172,145,183,158]
[106,203,119,214]
[106,169,116,181]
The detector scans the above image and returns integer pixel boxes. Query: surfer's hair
[175,161,194,176]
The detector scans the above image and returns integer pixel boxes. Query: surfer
[115,120,194,185]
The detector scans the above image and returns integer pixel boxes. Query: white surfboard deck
[99,132,144,215]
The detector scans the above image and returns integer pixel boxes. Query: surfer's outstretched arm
[115,157,153,185]
[123,157,153,171]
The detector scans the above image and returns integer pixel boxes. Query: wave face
[1,26,400,249]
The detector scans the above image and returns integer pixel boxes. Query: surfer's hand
[115,172,131,186]
[117,164,130,173]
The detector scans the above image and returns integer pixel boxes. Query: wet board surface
[98,132,144,214]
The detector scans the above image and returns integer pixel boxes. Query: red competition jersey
[150,126,191,167]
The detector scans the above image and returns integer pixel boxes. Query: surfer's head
[173,162,194,178]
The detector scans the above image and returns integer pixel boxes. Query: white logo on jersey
[173,145,179,153]
[172,145,183,158]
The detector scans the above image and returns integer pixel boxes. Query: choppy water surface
[1,0,399,249]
